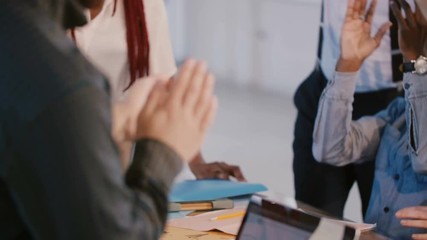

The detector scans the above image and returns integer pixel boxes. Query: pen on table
[210,211,246,221]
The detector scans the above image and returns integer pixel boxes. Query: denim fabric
[313,72,427,239]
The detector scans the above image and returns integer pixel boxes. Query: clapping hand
[136,60,218,162]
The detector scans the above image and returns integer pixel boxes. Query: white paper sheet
[167,207,246,235]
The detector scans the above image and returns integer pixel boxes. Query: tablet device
[236,195,356,240]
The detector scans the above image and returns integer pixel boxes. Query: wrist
[336,58,362,72]
[403,53,419,62]
[189,152,204,165]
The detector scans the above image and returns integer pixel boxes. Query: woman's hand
[396,206,427,239]
[189,154,246,181]
[337,0,392,72]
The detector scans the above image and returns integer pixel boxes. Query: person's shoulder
[0,3,108,125]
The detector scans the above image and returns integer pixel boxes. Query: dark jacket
[0,1,182,239]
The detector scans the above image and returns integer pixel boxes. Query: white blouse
[74,0,177,100]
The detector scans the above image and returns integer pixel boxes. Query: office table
[162,197,390,240]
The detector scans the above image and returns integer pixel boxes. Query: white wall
[166,0,364,223]
[166,0,321,96]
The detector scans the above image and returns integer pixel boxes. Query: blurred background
[165,0,363,222]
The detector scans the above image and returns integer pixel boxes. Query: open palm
[340,0,391,62]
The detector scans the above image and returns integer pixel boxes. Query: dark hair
[71,0,150,90]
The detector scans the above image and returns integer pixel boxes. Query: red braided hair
[114,0,150,90]
[71,0,150,91]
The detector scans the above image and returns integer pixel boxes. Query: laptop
[236,195,357,240]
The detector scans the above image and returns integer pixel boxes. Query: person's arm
[15,84,182,240]
[312,0,392,166]
[404,73,427,174]
[390,0,427,174]
[11,60,215,239]
[312,72,392,166]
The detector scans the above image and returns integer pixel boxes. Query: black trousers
[293,67,401,218]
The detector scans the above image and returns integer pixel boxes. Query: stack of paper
[168,207,247,235]
[168,180,267,235]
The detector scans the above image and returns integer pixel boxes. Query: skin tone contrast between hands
[111,62,246,182]
[339,0,427,238]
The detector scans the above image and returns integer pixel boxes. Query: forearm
[189,152,204,164]
[313,71,382,165]
[404,73,427,174]
[13,86,183,240]
[126,138,183,206]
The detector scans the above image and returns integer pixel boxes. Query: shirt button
[384,207,390,213]
[404,83,410,90]
[394,174,400,180]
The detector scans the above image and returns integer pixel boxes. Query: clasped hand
[113,60,217,166]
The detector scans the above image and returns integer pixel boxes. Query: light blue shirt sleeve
[404,73,427,174]
[312,71,389,166]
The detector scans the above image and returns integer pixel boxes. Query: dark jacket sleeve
[5,83,183,240]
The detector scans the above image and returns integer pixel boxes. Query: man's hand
[136,60,218,162]
[396,206,427,239]
[337,0,391,72]
[391,0,427,61]
[189,154,246,181]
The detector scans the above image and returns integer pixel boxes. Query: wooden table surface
[163,198,390,240]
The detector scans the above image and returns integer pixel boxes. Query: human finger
[170,59,197,104]
[143,82,166,116]
[200,96,218,134]
[373,22,393,46]
[183,61,207,109]
[359,0,367,19]
[207,163,230,180]
[365,0,377,25]
[415,1,427,27]
[397,0,417,27]
[391,0,408,29]
[195,73,215,120]
[220,163,246,182]
[412,233,427,240]
[400,219,427,229]
[353,0,363,20]
[345,0,356,21]
[396,206,427,219]
[126,77,158,109]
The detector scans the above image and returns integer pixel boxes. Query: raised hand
[136,60,218,162]
[337,0,392,72]
[391,0,427,61]
[396,206,427,239]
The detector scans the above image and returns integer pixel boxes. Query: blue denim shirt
[313,72,427,239]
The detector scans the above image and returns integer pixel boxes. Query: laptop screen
[236,195,356,240]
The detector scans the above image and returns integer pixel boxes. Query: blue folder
[169,179,268,202]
